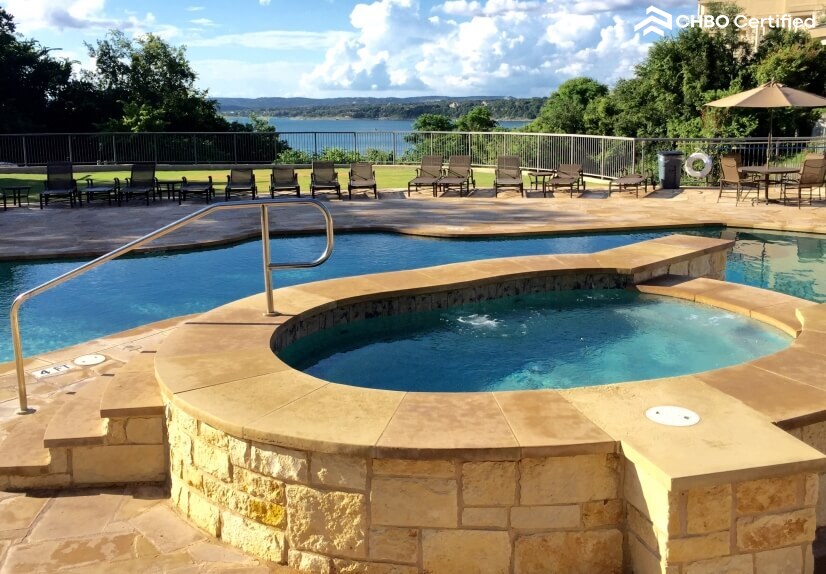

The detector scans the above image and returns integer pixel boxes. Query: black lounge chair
[225,168,257,201]
[117,163,157,205]
[437,155,475,197]
[407,155,443,197]
[609,174,648,197]
[546,164,585,198]
[41,162,79,209]
[310,161,341,199]
[270,167,300,197]
[348,162,377,199]
[180,176,214,204]
[493,156,523,197]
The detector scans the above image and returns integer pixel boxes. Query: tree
[528,78,608,134]
[412,113,454,131]
[85,31,229,132]
[455,106,498,132]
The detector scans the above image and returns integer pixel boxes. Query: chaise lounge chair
[493,156,524,197]
[348,162,377,199]
[310,161,341,199]
[546,164,584,198]
[180,176,214,204]
[270,167,300,198]
[407,155,443,197]
[40,162,79,209]
[718,154,760,204]
[438,155,475,197]
[117,163,157,206]
[609,173,648,197]
[225,168,257,201]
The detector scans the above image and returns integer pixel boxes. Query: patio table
[739,166,799,204]
[2,185,31,209]
[156,179,183,201]
[525,170,555,194]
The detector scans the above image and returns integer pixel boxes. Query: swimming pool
[1,227,824,362]
[278,290,791,392]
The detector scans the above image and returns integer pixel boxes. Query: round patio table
[525,170,555,194]
[1,185,31,209]
[739,166,799,204]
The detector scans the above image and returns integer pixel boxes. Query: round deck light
[645,405,700,427]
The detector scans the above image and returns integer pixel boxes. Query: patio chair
[40,162,79,209]
[408,155,443,197]
[180,176,214,204]
[270,167,300,198]
[225,168,257,201]
[781,157,826,208]
[310,161,341,199]
[348,162,377,199]
[82,177,119,207]
[117,163,157,206]
[437,155,475,197]
[493,156,523,197]
[609,173,648,198]
[546,164,584,198]
[804,152,826,200]
[717,154,759,204]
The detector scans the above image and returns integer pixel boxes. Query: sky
[2,0,698,98]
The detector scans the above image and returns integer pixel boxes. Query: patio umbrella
[705,81,826,164]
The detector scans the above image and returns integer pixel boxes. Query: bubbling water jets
[457,314,501,329]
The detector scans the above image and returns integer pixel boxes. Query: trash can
[657,150,684,190]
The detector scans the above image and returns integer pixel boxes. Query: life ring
[684,152,712,178]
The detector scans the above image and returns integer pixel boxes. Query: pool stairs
[0,349,167,489]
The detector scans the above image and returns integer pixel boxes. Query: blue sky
[3,0,697,98]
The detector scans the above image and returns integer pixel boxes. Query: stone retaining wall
[167,406,624,573]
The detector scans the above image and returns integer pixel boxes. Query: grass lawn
[1,165,609,202]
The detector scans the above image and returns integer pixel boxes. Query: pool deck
[0,187,825,260]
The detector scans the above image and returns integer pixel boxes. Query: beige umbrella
[706,81,826,164]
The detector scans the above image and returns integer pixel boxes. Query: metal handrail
[10,198,334,415]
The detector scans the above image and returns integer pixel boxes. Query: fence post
[112,134,117,165]
[353,132,357,159]
[570,136,574,164]
[600,138,605,178]
[193,135,198,165]
[631,139,636,174]
[535,134,540,169]
[68,135,73,163]
[429,133,433,156]
[392,133,397,165]
[233,133,238,163]
[314,133,318,158]
[22,136,27,166]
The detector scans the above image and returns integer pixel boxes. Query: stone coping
[155,235,826,492]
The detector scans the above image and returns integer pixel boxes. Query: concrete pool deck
[0,187,825,260]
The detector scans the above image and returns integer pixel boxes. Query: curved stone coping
[156,235,826,490]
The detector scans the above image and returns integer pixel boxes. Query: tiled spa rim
[156,235,826,574]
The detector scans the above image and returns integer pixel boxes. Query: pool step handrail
[9,198,334,415]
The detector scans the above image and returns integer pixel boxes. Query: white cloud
[188,30,350,51]
[193,59,311,97]
[186,5,205,11]
[189,18,217,27]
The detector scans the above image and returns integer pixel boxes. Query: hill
[215,96,543,120]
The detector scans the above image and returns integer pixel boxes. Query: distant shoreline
[224,115,533,122]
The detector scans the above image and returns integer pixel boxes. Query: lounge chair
[804,152,826,200]
[225,168,257,201]
[437,155,475,197]
[408,155,443,197]
[117,163,157,206]
[82,177,119,207]
[546,164,584,198]
[781,157,826,208]
[180,176,214,204]
[493,156,523,197]
[609,173,648,197]
[40,162,79,209]
[270,167,300,198]
[718,154,759,204]
[310,161,341,199]
[348,163,377,199]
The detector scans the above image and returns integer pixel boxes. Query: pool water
[278,290,791,392]
[0,227,824,362]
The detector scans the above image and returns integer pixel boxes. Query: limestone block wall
[789,422,826,528]
[625,460,817,573]
[167,406,624,574]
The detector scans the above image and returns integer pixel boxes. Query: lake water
[228,117,529,132]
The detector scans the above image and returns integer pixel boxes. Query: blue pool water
[1,227,824,362]
[278,290,791,392]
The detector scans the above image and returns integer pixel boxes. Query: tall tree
[85,31,229,132]
[528,78,608,134]
[455,106,497,132]
[412,113,455,131]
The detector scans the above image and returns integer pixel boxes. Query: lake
[228,117,529,132]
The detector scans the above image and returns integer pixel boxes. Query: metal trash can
[657,150,684,189]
